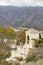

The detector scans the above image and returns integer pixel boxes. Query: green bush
[0,41,11,62]
[25,54,36,62]
[0,51,11,61]
[36,39,43,47]
[5,51,11,59]
[0,26,17,39]
[38,40,43,43]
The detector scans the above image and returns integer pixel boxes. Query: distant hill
[0,6,43,28]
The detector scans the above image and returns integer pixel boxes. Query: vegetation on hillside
[0,6,43,29]
[16,30,26,45]
[0,26,43,65]
[0,41,11,64]
[25,47,43,63]
[0,26,17,39]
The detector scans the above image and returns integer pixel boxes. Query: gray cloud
[0,0,43,6]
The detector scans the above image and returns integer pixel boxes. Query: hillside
[0,6,43,28]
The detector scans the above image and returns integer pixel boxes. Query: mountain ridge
[0,6,43,28]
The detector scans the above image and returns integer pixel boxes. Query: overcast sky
[0,0,43,6]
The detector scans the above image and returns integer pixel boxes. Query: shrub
[25,54,36,62]
[5,51,11,58]
[36,39,43,47]
[38,39,43,43]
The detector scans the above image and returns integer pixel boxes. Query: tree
[18,30,26,43]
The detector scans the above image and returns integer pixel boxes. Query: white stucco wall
[29,34,39,39]
[26,34,39,39]
[41,33,43,38]
[26,33,39,44]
